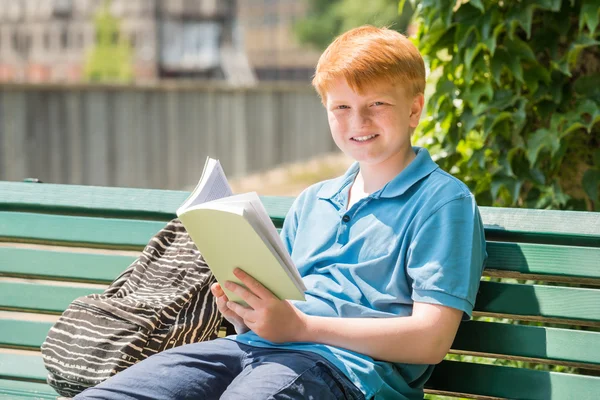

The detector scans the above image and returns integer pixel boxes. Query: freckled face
[325,78,423,171]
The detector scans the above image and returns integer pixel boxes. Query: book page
[191,164,233,205]
[243,202,306,291]
[238,193,305,290]
[177,158,233,215]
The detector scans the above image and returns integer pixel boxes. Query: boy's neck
[356,147,416,194]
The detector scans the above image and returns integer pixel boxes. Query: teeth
[353,135,376,142]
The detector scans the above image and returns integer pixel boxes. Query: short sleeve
[406,195,487,320]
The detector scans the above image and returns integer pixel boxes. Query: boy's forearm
[299,314,450,365]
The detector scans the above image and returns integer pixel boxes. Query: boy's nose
[352,109,372,127]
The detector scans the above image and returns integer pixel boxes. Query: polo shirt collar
[316,147,439,200]
[316,162,359,200]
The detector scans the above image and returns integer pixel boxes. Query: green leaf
[464,43,486,70]
[580,0,599,34]
[565,36,600,67]
[454,3,484,25]
[503,150,518,177]
[398,0,407,15]
[532,0,561,12]
[513,99,528,135]
[594,150,600,168]
[523,63,552,94]
[550,59,572,77]
[480,10,493,38]
[463,82,494,109]
[419,18,451,54]
[483,112,513,139]
[507,4,534,38]
[530,168,546,186]
[487,89,520,112]
[456,24,477,50]
[491,175,523,205]
[483,23,505,57]
[526,128,561,166]
[491,46,524,83]
[505,38,536,61]
[460,108,482,133]
[582,169,600,205]
[573,73,600,101]
[576,99,600,132]
[469,0,485,13]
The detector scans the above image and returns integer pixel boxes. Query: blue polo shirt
[231,147,487,399]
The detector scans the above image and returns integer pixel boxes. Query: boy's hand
[210,282,249,334]
[223,268,308,344]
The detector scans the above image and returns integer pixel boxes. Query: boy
[76,25,486,400]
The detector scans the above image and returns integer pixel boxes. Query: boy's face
[325,77,424,171]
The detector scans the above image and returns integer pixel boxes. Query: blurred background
[0,0,598,210]
[0,0,412,195]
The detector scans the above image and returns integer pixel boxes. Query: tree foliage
[295,0,414,50]
[405,0,600,210]
[84,0,133,83]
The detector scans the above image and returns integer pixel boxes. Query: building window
[44,32,51,50]
[12,31,18,52]
[61,27,68,49]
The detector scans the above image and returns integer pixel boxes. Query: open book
[176,157,306,305]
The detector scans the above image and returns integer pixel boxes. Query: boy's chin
[345,152,386,165]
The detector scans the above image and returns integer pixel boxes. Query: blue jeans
[74,338,365,400]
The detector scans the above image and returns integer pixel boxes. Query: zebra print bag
[41,219,223,397]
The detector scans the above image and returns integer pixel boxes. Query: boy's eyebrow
[328,94,396,104]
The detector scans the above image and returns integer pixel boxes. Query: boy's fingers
[211,282,223,295]
[215,293,230,308]
[233,268,275,301]
[227,301,254,323]
[224,280,261,308]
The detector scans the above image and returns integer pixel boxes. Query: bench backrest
[1,181,599,399]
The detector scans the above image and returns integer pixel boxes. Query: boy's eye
[372,101,385,106]
[336,105,350,110]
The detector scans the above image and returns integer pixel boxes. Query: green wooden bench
[1,180,599,399]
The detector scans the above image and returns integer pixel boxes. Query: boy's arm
[300,302,463,364]
[225,270,461,365]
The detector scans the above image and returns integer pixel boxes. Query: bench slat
[0,211,164,250]
[0,353,47,383]
[427,359,600,400]
[3,317,599,369]
[2,182,599,244]
[480,207,600,247]
[0,248,136,283]
[0,319,53,350]
[486,242,600,282]
[0,379,57,399]
[452,321,600,367]
[0,282,104,314]
[0,181,293,227]
[3,243,598,286]
[2,280,599,327]
[475,281,600,326]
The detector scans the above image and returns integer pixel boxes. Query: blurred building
[0,0,256,84]
[236,0,321,81]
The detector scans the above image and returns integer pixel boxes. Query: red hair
[312,25,426,103]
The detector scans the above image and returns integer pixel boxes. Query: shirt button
[342,215,351,223]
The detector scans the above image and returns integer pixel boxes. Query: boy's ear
[409,94,425,128]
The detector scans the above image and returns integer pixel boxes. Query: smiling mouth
[351,134,379,142]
